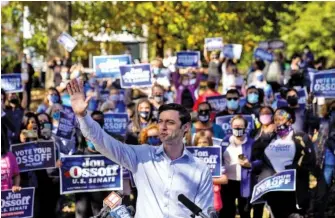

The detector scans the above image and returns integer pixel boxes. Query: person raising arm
[66,79,214,218]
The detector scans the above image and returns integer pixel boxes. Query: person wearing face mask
[37,87,62,113]
[256,107,316,218]
[216,89,241,118]
[220,115,259,218]
[149,84,166,119]
[138,124,161,146]
[126,98,156,144]
[263,84,278,110]
[3,91,28,144]
[286,88,316,133]
[249,107,276,218]
[108,87,126,113]
[172,69,202,110]
[242,86,261,116]
[192,102,225,139]
[247,60,265,86]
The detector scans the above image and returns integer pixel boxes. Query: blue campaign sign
[176,51,200,68]
[187,146,222,177]
[103,113,129,136]
[253,48,274,62]
[119,64,152,88]
[222,44,243,59]
[56,111,74,140]
[93,55,131,78]
[60,155,123,194]
[1,187,35,218]
[205,37,223,51]
[206,95,226,112]
[311,70,335,98]
[1,74,23,93]
[251,169,296,203]
[10,140,56,172]
[215,115,254,136]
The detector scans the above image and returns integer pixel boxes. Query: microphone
[109,205,133,218]
[90,192,123,218]
[177,194,209,218]
[207,207,218,218]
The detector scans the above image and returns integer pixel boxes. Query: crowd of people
[1,44,335,218]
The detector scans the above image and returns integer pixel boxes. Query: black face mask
[198,110,210,123]
[9,98,20,106]
[287,96,298,106]
[95,119,104,128]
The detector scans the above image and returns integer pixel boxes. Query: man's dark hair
[286,88,299,98]
[254,60,265,71]
[158,103,191,126]
[226,89,240,97]
[91,110,104,118]
[275,106,296,124]
[198,102,212,112]
[207,81,216,90]
[291,53,301,61]
[247,86,259,93]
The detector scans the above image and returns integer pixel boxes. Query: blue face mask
[49,95,60,104]
[227,100,239,110]
[52,111,60,121]
[247,93,259,104]
[257,74,264,81]
[152,67,161,75]
[109,95,119,102]
[147,136,161,146]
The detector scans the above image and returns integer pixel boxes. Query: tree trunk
[155,32,165,58]
[45,1,69,89]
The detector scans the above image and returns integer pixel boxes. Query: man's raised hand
[66,79,91,117]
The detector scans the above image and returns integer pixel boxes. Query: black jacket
[252,131,316,210]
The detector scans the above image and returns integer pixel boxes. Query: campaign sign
[275,87,307,109]
[93,55,131,78]
[119,64,152,88]
[311,70,335,98]
[1,74,23,93]
[10,141,56,172]
[205,37,223,51]
[60,155,123,194]
[268,40,285,49]
[206,95,226,112]
[222,44,243,59]
[215,115,254,136]
[253,48,273,62]
[1,187,35,218]
[187,147,222,177]
[250,169,296,203]
[103,113,129,136]
[56,111,74,140]
[57,32,77,52]
[176,51,200,68]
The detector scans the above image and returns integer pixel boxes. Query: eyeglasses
[227,97,239,101]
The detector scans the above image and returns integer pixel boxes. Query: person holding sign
[204,46,223,87]
[67,79,214,218]
[242,86,261,116]
[255,107,316,217]
[220,115,257,218]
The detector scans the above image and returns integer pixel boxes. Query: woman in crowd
[138,124,161,146]
[203,47,222,87]
[254,107,316,217]
[193,130,213,147]
[126,98,156,144]
[192,102,225,139]
[1,123,21,193]
[221,59,245,95]
[172,68,202,111]
[149,84,166,119]
[37,87,62,113]
[220,115,258,218]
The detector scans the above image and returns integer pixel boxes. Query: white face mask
[154,96,163,103]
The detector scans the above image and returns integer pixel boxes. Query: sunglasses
[227,97,239,101]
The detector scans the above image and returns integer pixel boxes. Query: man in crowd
[66,79,214,218]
